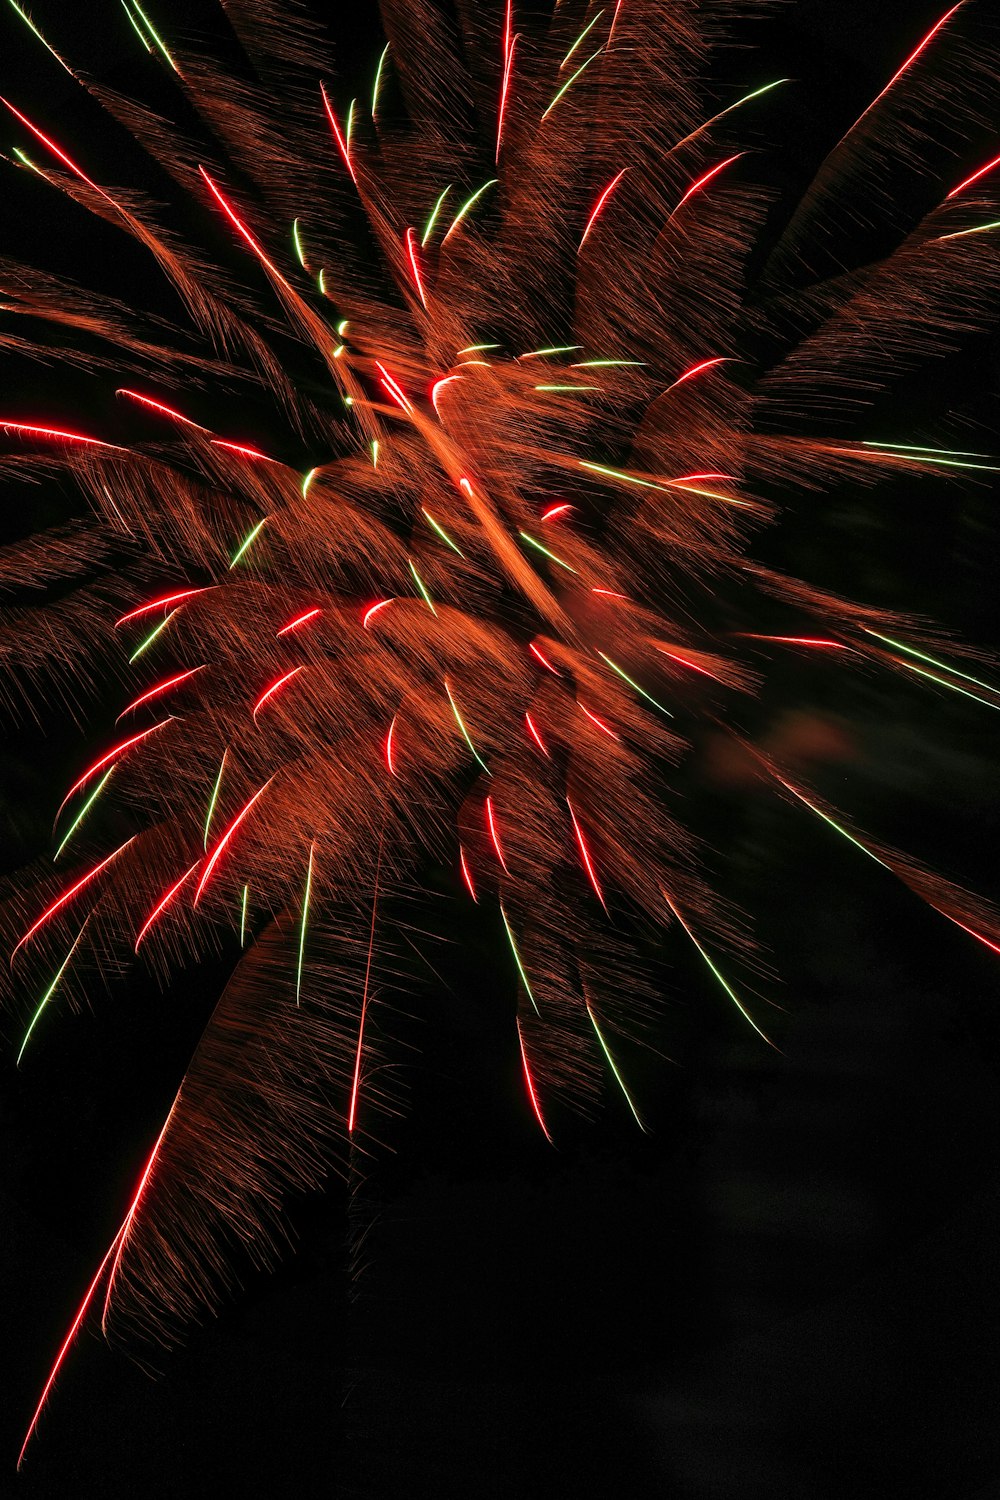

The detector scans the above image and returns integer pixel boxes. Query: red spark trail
[459,845,478,902]
[252,666,305,722]
[405,227,428,307]
[117,668,205,720]
[13,837,138,961]
[277,608,322,636]
[320,82,358,185]
[198,167,292,289]
[578,168,628,251]
[671,154,743,217]
[116,389,211,431]
[116,589,210,628]
[485,795,509,873]
[134,862,201,951]
[194,777,275,905]
[566,798,608,911]
[55,720,175,824]
[516,1018,554,1145]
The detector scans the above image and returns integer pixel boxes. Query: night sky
[2,3,1000,1497]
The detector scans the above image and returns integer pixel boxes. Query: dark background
[2,2,1000,1496]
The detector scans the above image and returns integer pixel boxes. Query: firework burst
[2,0,1000,1467]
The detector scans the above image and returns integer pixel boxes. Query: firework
[2,0,999,1469]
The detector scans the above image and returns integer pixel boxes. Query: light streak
[430,373,464,416]
[0,420,124,452]
[56,720,174,825]
[597,652,673,716]
[6,0,75,74]
[13,837,138,961]
[204,750,227,851]
[501,905,537,1012]
[408,560,438,616]
[421,185,452,245]
[211,438,276,462]
[129,610,177,663]
[229,517,269,568]
[586,1003,647,1131]
[542,46,604,120]
[194,776,275,905]
[541,503,573,520]
[515,1017,553,1142]
[117,666,204,720]
[405,226,428,307]
[363,599,395,629]
[17,1226,129,1469]
[198,167,291,289]
[296,842,315,1006]
[442,179,498,244]
[578,701,620,741]
[519,530,578,573]
[497,33,519,161]
[736,633,848,649]
[53,769,116,861]
[485,795,509,872]
[663,890,777,1048]
[385,714,398,775]
[117,388,210,430]
[834,3,964,150]
[371,41,390,121]
[252,665,305,723]
[292,217,308,268]
[670,154,743,217]
[947,150,1000,199]
[936,219,1000,242]
[17,923,88,1066]
[345,98,356,151]
[863,629,1000,695]
[134,862,199,951]
[561,9,605,69]
[529,641,560,674]
[374,360,413,412]
[116,589,209,629]
[320,82,358,185]
[127,0,180,74]
[459,845,478,901]
[277,607,322,636]
[240,884,250,946]
[524,712,550,756]
[566,798,607,910]
[422,507,465,555]
[445,677,491,774]
[665,355,729,391]
[578,168,628,251]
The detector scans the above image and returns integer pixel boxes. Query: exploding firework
[2,0,999,1470]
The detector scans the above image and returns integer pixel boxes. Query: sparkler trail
[2,0,1000,1467]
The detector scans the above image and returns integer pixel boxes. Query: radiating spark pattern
[3,0,1000,1463]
